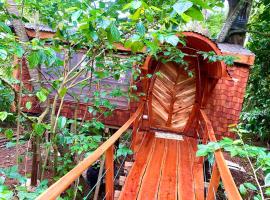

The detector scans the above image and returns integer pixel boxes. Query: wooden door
[149,61,196,133]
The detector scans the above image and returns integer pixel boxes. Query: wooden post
[131,117,139,151]
[206,162,221,200]
[105,145,114,200]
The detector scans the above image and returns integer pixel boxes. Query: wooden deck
[119,132,204,200]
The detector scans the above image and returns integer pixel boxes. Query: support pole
[105,145,114,200]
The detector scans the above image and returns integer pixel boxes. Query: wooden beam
[105,145,114,200]
[206,162,221,200]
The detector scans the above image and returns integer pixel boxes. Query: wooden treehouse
[20,29,255,199]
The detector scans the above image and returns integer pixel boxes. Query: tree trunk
[6,0,29,42]
[217,0,246,43]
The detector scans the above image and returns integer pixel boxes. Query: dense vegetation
[0,0,269,199]
[241,0,270,144]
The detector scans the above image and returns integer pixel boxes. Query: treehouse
[20,28,255,199]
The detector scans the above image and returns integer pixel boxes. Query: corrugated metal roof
[24,23,55,33]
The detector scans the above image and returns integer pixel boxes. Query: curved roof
[180,31,229,79]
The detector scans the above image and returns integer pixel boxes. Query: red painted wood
[105,145,114,200]
[188,137,205,200]
[118,133,155,200]
[178,138,195,200]
[158,140,178,200]
[206,162,221,200]
[137,138,166,199]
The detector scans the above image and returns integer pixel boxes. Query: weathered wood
[206,163,221,200]
[36,103,144,200]
[105,146,114,200]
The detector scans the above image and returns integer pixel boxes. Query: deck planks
[119,133,155,200]
[157,140,178,200]
[137,138,166,199]
[120,133,204,200]
[178,138,196,200]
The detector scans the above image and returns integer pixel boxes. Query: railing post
[206,162,221,200]
[105,145,114,200]
[131,116,139,151]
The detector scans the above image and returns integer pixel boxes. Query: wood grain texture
[105,146,114,200]
[150,62,196,132]
[206,163,221,200]
[118,133,155,200]
[120,134,203,200]
[178,139,195,200]
[158,140,178,200]
[188,137,205,200]
[137,138,166,200]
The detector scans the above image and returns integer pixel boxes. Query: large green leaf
[71,10,82,22]
[173,0,193,15]
[136,22,145,35]
[0,22,12,34]
[27,51,41,69]
[239,184,247,195]
[265,173,270,186]
[0,111,8,121]
[57,116,67,129]
[33,123,46,136]
[0,49,7,60]
[4,129,13,140]
[107,23,121,42]
[244,182,257,191]
[185,7,204,21]
[36,88,49,102]
[165,35,179,46]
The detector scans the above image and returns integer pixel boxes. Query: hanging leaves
[107,23,121,42]
[173,0,193,15]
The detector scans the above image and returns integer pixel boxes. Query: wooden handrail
[199,110,242,200]
[37,102,145,200]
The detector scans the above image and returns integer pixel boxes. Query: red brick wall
[204,64,250,138]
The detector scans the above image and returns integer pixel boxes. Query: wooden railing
[37,102,145,200]
[198,109,242,200]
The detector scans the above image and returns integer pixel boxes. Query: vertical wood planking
[178,138,196,200]
[137,138,166,200]
[188,137,205,200]
[105,145,114,200]
[158,140,178,200]
[119,133,155,200]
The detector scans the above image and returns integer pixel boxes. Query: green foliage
[116,144,133,158]
[242,0,270,142]
[204,10,225,39]
[0,165,48,200]
[197,126,270,199]
[198,51,235,66]
[0,81,14,113]
[36,88,49,102]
